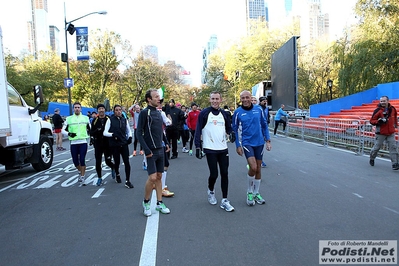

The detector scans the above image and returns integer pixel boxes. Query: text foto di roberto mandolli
[319,240,397,264]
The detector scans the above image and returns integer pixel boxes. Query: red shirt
[187,110,200,130]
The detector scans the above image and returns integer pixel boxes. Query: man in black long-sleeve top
[90,104,116,186]
[165,99,185,159]
[137,89,171,217]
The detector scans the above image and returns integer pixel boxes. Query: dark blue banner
[75,27,89,60]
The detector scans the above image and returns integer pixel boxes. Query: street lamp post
[63,4,107,115]
[327,79,333,101]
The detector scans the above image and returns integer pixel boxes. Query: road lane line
[330,184,338,188]
[352,193,363,198]
[91,188,105,198]
[384,207,399,215]
[140,190,159,266]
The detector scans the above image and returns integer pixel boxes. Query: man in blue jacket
[232,90,271,206]
[274,104,288,136]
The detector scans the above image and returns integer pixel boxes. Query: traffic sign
[64,78,74,88]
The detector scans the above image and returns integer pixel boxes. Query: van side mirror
[29,85,44,115]
[33,85,44,105]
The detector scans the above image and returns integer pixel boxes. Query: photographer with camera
[369,96,399,169]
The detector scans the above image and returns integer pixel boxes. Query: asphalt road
[0,135,398,266]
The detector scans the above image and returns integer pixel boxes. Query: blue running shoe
[143,162,147,171]
[261,162,267,168]
[96,178,102,186]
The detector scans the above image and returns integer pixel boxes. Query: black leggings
[205,150,229,198]
[111,145,131,182]
[94,141,115,178]
[189,129,195,150]
[274,119,286,135]
[133,129,141,151]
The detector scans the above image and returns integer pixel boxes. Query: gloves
[196,148,202,159]
[112,133,118,140]
[229,132,236,143]
[68,132,77,138]
[127,137,132,144]
[378,117,387,123]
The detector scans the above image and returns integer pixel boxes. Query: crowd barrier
[268,116,397,156]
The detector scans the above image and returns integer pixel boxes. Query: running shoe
[143,162,147,170]
[220,199,235,212]
[96,178,102,186]
[182,147,189,153]
[133,150,137,156]
[254,193,266,204]
[125,181,134,189]
[115,174,122,183]
[189,150,193,156]
[111,169,116,179]
[261,162,267,168]
[208,190,217,205]
[247,192,255,206]
[156,202,171,214]
[143,201,151,217]
[162,187,174,197]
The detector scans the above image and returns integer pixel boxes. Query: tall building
[284,0,293,16]
[201,35,218,85]
[141,45,159,63]
[49,25,60,55]
[29,0,50,58]
[246,0,269,33]
[298,0,330,45]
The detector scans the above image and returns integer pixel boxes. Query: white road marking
[299,170,307,174]
[384,207,399,215]
[330,184,338,188]
[352,193,363,198]
[0,159,71,193]
[140,190,159,266]
[92,188,105,198]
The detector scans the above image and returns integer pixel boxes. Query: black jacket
[52,113,64,129]
[107,115,129,147]
[168,106,185,130]
[90,115,110,146]
[136,106,169,155]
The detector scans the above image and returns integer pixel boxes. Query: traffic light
[66,23,75,35]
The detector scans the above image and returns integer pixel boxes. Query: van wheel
[32,135,53,171]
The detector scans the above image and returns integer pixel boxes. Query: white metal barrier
[268,116,397,156]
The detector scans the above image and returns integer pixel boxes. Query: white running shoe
[208,190,217,205]
[247,192,255,206]
[143,201,151,217]
[156,202,170,214]
[220,199,235,212]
